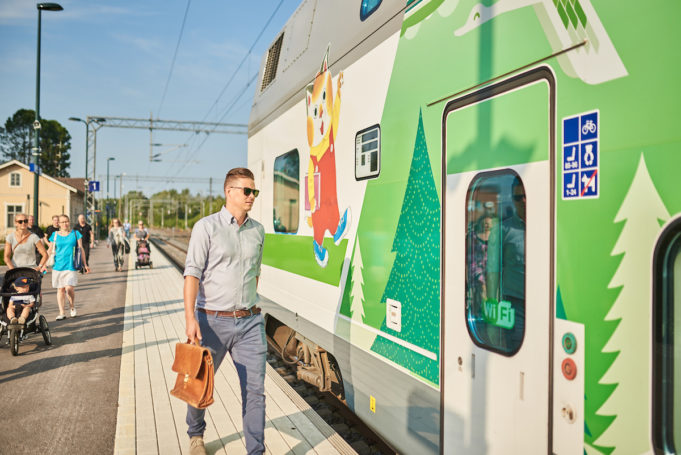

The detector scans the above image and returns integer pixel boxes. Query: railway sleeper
[265,315,344,402]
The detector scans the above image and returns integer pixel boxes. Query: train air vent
[261,33,284,92]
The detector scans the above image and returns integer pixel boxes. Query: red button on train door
[561,358,577,380]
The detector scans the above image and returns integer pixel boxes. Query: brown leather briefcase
[170,341,215,409]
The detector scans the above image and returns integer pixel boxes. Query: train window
[360,0,382,21]
[273,150,300,233]
[465,171,526,355]
[652,220,681,453]
[355,125,380,180]
[261,33,284,92]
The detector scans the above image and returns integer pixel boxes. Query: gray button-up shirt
[184,206,265,311]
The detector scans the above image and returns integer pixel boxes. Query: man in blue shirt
[183,167,265,455]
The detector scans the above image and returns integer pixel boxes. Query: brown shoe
[189,436,206,455]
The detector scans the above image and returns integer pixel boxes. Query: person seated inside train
[486,177,526,348]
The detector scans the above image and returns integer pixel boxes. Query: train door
[441,67,555,454]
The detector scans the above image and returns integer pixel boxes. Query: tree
[370,110,440,385]
[0,108,72,177]
[350,237,365,322]
[593,155,669,454]
[38,119,72,177]
[0,109,33,164]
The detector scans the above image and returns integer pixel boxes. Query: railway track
[150,231,396,455]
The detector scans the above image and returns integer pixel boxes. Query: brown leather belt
[197,307,261,318]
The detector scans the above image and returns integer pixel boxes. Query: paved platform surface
[0,237,355,454]
[114,242,356,454]
[0,242,128,454]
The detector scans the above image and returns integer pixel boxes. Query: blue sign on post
[562,110,600,200]
[88,180,100,192]
[29,163,41,174]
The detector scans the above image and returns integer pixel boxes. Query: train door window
[273,150,300,233]
[355,125,380,180]
[360,0,382,21]
[465,170,526,355]
[9,172,21,187]
[653,220,681,453]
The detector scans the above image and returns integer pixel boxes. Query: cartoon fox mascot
[305,47,351,267]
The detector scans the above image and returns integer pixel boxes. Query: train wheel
[40,315,52,345]
[9,329,19,356]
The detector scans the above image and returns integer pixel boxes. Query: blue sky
[0,0,299,198]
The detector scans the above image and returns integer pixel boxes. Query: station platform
[114,243,356,455]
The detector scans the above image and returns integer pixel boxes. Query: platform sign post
[88,180,100,192]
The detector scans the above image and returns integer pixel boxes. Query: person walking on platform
[183,167,265,455]
[27,214,45,266]
[4,213,48,270]
[123,219,131,239]
[107,218,129,272]
[134,221,149,242]
[49,215,89,320]
[44,215,59,246]
[73,214,95,274]
[27,215,44,239]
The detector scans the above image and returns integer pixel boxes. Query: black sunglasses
[230,186,260,198]
[512,194,526,202]
[15,219,28,224]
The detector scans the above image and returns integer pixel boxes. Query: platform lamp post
[32,2,63,223]
[68,116,106,222]
[106,157,115,224]
[119,172,126,219]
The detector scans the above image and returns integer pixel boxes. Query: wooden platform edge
[265,364,357,455]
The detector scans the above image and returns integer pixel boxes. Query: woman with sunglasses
[3,213,48,271]
[48,214,89,320]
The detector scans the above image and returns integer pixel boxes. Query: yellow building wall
[0,163,81,237]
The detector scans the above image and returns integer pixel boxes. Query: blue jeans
[186,311,267,454]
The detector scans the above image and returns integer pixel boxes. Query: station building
[0,159,84,236]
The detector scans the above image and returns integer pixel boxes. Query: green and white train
[247,0,681,453]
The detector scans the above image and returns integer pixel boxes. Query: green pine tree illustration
[370,109,440,384]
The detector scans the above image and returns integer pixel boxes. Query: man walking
[74,214,95,273]
[44,215,59,246]
[183,167,266,455]
[27,215,45,265]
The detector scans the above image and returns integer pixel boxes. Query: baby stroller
[0,267,52,356]
[135,239,153,269]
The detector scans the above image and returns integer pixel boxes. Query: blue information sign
[29,163,41,174]
[562,110,599,199]
[88,180,100,192]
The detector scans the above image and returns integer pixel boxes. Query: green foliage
[0,108,72,177]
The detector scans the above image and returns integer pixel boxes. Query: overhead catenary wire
[156,0,193,119]
[195,0,285,125]
[166,0,286,177]
[170,72,259,178]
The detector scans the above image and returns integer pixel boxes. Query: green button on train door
[441,67,555,454]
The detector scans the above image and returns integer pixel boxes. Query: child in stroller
[135,239,153,269]
[7,277,35,325]
[0,267,52,355]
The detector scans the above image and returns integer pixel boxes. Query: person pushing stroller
[133,221,152,269]
[7,277,35,326]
